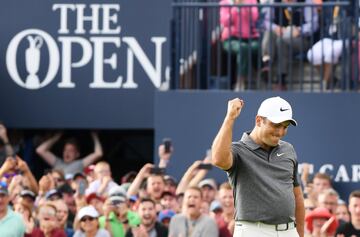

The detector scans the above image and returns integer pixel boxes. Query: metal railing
[171,1,359,91]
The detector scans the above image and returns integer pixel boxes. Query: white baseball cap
[77,205,99,220]
[257,96,297,126]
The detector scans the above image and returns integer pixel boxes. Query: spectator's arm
[188,157,212,187]
[16,157,39,194]
[301,0,319,35]
[36,133,62,167]
[0,124,14,157]
[176,160,202,195]
[82,132,103,168]
[158,144,172,168]
[0,157,17,178]
[127,163,153,197]
[294,186,305,237]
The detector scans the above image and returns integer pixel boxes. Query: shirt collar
[240,132,261,150]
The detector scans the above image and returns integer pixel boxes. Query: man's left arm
[294,186,305,237]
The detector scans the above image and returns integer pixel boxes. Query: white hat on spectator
[77,205,99,220]
[108,185,127,197]
[198,178,217,190]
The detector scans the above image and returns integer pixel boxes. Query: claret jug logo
[6,4,168,90]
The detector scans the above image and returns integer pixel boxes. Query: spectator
[220,0,260,90]
[307,1,355,90]
[99,195,141,237]
[26,202,66,237]
[335,201,350,223]
[0,123,15,159]
[160,191,179,212]
[14,201,35,234]
[125,198,168,237]
[335,190,360,236]
[86,193,105,216]
[127,163,166,203]
[304,198,316,215]
[50,169,66,188]
[163,175,177,195]
[305,207,338,237]
[318,188,339,215]
[218,182,235,235]
[52,199,74,237]
[86,161,117,196]
[198,178,218,204]
[74,205,110,237]
[158,209,176,228]
[36,132,103,176]
[261,0,319,90]
[0,183,26,237]
[168,186,219,237]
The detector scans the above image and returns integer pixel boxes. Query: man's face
[200,185,216,203]
[147,175,165,200]
[184,189,202,218]
[63,144,79,163]
[54,201,69,226]
[0,193,9,214]
[218,189,234,210]
[313,178,331,193]
[138,201,156,228]
[95,165,111,180]
[258,117,289,148]
[318,194,338,214]
[349,197,360,222]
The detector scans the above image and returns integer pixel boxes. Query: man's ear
[255,116,262,127]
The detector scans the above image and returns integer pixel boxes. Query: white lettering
[352,165,360,182]
[102,4,121,34]
[334,165,350,182]
[89,37,122,88]
[53,4,75,34]
[122,37,166,88]
[74,4,101,34]
[57,37,92,88]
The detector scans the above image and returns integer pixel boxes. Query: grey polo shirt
[227,132,300,225]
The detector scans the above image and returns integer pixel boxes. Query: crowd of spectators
[219,0,359,91]
[0,122,359,237]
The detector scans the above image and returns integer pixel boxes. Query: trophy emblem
[25,35,43,89]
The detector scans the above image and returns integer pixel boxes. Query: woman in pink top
[220,0,260,90]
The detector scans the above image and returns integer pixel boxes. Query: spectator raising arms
[36,132,103,176]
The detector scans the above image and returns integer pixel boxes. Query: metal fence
[171,0,360,92]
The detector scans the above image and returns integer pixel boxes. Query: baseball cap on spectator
[77,205,99,220]
[210,200,222,212]
[65,173,74,180]
[161,191,175,199]
[257,96,297,126]
[109,195,126,205]
[305,207,338,234]
[86,193,105,204]
[198,179,217,190]
[0,183,8,195]
[45,189,62,200]
[108,185,127,197]
[84,165,95,175]
[158,209,176,223]
[129,195,138,203]
[20,189,36,201]
[58,183,75,195]
[73,172,86,180]
[164,175,177,186]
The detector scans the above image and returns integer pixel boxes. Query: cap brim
[267,117,297,126]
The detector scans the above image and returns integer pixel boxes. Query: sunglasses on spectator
[81,216,96,222]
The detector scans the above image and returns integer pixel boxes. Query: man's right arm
[36,133,62,167]
[211,98,244,170]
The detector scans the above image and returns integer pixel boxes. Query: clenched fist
[226,98,244,121]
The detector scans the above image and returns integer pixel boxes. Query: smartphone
[198,163,213,170]
[163,138,172,153]
[150,167,166,175]
[78,180,86,195]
